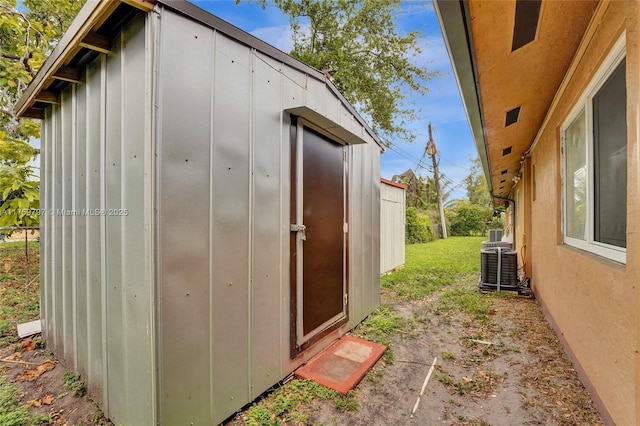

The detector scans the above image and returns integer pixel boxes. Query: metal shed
[15,1,383,424]
[380,178,406,274]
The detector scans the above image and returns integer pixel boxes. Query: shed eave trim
[381,178,407,190]
[15,0,155,118]
[286,106,368,146]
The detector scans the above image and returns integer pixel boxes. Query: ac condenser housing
[479,247,519,291]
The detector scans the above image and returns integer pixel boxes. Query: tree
[463,157,491,206]
[0,0,85,227]
[242,0,437,143]
[446,156,504,235]
[447,201,485,236]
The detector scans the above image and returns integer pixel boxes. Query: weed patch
[243,379,357,425]
[354,305,405,347]
[436,367,502,397]
[439,286,491,320]
[0,375,51,425]
[441,351,455,360]
[62,372,86,397]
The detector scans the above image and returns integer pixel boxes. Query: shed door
[291,120,347,355]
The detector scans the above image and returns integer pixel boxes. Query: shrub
[448,204,486,236]
[406,207,434,244]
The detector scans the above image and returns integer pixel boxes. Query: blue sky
[193,0,477,200]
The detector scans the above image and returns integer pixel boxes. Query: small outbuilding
[380,178,406,274]
[16,1,383,424]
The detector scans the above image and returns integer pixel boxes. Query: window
[562,35,626,263]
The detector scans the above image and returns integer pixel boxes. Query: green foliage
[0,380,32,426]
[439,287,491,319]
[243,379,357,425]
[405,206,434,244]
[0,163,39,226]
[441,351,455,360]
[241,0,436,143]
[447,202,486,236]
[0,0,86,228]
[463,157,491,206]
[0,376,51,425]
[381,237,483,300]
[0,241,40,346]
[356,305,404,345]
[446,157,504,236]
[392,169,440,209]
[62,371,86,397]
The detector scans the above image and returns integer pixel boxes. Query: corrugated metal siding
[39,5,380,425]
[156,7,380,425]
[40,13,154,425]
[380,182,406,274]
[348,144,382,325]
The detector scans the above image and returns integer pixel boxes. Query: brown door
[291,120,347,355]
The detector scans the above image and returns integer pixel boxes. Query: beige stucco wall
[525,2,639,424]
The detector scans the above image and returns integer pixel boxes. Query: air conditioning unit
[479,247,519,291]
[488,229,503,242]
[481,241,512,250]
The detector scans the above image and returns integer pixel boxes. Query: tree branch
[1,52,22,61]
[1,108,17,119]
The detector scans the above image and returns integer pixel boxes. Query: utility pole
[427,123,447,239]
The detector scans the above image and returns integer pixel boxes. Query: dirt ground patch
[0,340,111,425]
[229,288,604,426]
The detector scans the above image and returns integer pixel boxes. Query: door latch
[290,224,307,241]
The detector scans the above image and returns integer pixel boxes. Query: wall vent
[505,106,521,126]
[512,0,542,51]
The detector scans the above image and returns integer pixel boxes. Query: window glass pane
[593,60,626,248]
[565,109,587,240]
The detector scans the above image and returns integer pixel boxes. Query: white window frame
[561,34,626,264]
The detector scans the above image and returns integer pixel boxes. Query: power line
[385,143,430,170]
[439,156,473,172]
[440,174,467,193]
[386,140,474,176]
[387,142,427,166]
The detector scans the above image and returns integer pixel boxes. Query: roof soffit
[467,0,598,196]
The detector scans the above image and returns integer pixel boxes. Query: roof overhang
[15,0,154,119]
[433,0,598,199]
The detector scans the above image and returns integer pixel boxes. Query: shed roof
[381,178,407,190]
[15,0,382,148]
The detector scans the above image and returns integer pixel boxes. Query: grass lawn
[0,241,40,347]
[382,236,483,300]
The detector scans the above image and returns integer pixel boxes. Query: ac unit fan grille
[480,249,518,290]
